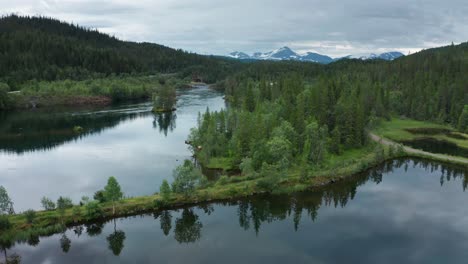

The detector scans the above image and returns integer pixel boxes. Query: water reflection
[107,219,126,256]
[152,112,177,136]
[0,105,152,154]
[401,138,468,157]
[4,159,467,263]
[0,86,226,211]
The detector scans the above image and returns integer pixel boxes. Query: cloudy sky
[2,0,467,57]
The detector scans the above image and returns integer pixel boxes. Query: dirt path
[370,133,468,165]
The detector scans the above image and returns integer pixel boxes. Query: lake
[2,87,468,263]
[3,159,468,264]
[0,86,225,211]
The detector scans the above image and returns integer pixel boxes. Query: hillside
[0,15,239,88]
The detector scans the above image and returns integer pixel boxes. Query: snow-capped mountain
[228,51,251,59]
[301,52,334,64]
[337,51,404,61]
[377,52,405,60]
[227,47,404,64]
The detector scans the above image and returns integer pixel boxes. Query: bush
[172,160,203,197]
[57,197,73,210]
[388,144,396,157]
[159,180,171,202]
[85,201,103,220]
[0,215,11,231]
[154,199,166,207]
[41,197,56,210]
[25,209,36,224]
[72,206,81,221]
[299,167,309,183]
[94,190,107,203]
[374,145,385,162]
[256,178,276,192]
[217,176,229,185]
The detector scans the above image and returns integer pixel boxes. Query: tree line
[0,15,241,89]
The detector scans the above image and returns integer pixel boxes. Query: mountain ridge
[228,47,404,64]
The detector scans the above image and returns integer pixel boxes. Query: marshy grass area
[373,118,468,153]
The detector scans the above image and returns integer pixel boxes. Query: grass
[205,157,235,170]
[373,117,468,149]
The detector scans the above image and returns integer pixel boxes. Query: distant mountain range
[227,46,404,64]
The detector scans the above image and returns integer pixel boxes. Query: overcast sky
[2,0,467,57]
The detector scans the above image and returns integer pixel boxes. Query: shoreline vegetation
[1,140,466,244]
[0,75,201,111]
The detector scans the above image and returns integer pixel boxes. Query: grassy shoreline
[3,141,466,244]
[0,120,468,242]
[373,118,468,149]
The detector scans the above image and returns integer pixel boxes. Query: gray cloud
[1,0,467,56]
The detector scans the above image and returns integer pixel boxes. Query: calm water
[401,138,468,157]
[0,86,225,211]
[3,159,468,264]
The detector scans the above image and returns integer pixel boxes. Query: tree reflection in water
[174,209,203,244]
[2,159,467,260]
[107,219,126,256]
[152,112,177,136]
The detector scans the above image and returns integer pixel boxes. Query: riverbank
[2,123,467,243]
[1,76,200,110]
[0,143,430,243]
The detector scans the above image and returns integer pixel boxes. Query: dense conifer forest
[0,15,240,89]
[190,42,468,176]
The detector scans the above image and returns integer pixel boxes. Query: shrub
[154,199,166,207]
[159,180,172,202]
[299,167,309,183]
[25,209,36,224]
[388,144,396,157]
[41,197,56,210]
[94,190,107,203]
[256,178,276,192]
[57,197,73,210]
[172,160,203,197]
[0,215,11,231]
[85,201,103,220]
[217,176,229,185]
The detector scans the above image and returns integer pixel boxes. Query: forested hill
[223,42,468,127]
[0,15,238,88]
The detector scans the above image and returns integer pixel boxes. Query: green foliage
[41,197,56,211]
[104,176,124,215]
[0,15,240,89]
[57,197,73,211]
[93,190,107,203]
[256,163,283,192]
[24,210,36,224]
[0,186,13,215]
[72,206,81,221]
[239,157,255,176]
[374,145,385,162]
[104,177,123,203]
[172,160,203,197]
[0,82,11,110]
[153,83,176,112]
[85,201,103,220]
[303,122,328,165]
[159,180,172,202]
[217,176,229,185]
[458,105,468,133]
[0,215,11,231]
